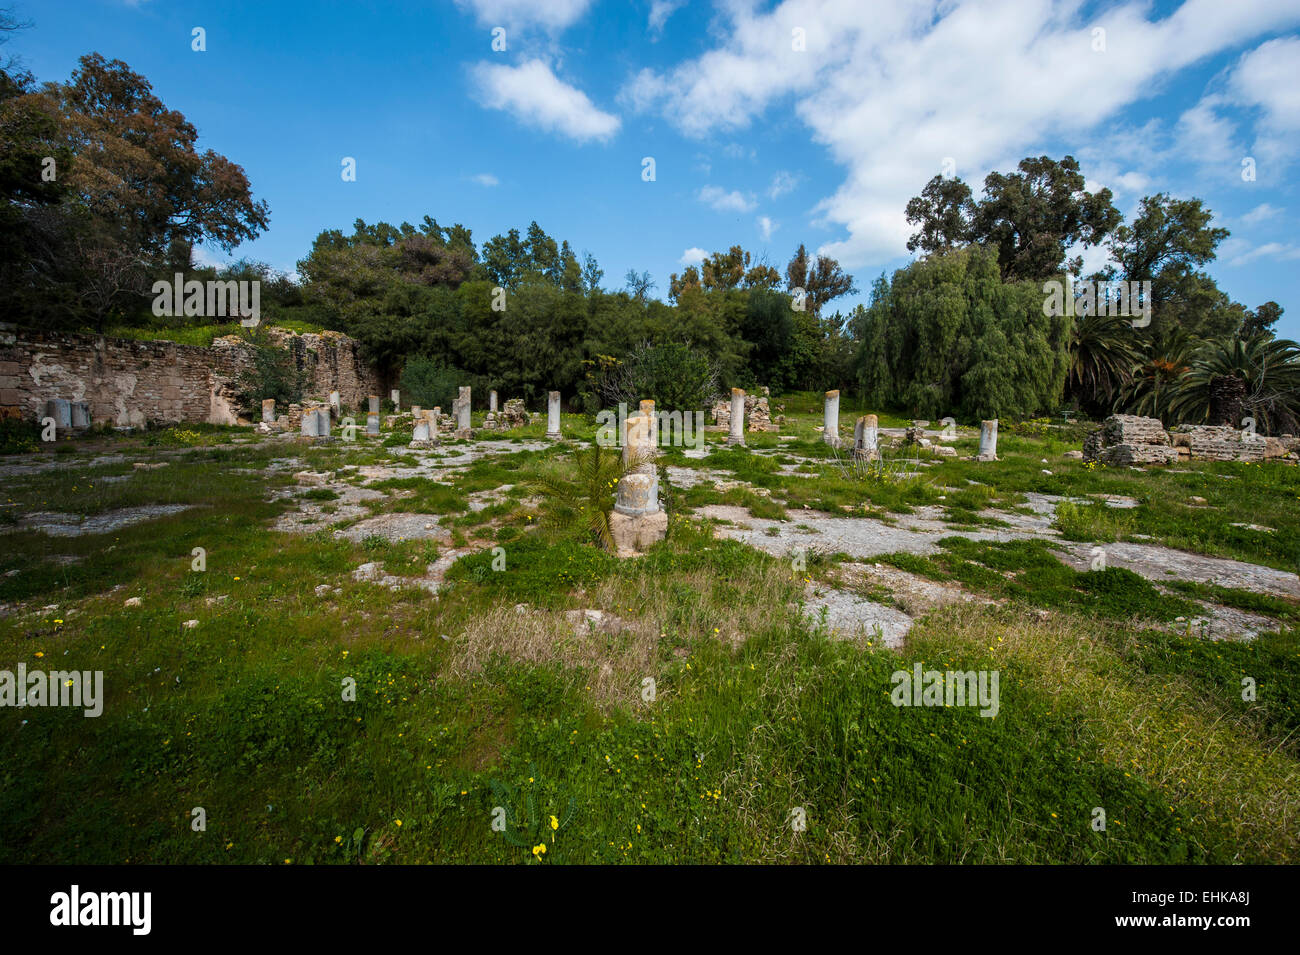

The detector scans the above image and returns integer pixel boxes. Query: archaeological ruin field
[2,394,1297,864]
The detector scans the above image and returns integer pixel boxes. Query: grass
[879,537,1203,622]
[1,398,1298,863]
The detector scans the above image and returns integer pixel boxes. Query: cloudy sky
[18,0,1300,335]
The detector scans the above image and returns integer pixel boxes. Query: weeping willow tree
[853,246,1071,420]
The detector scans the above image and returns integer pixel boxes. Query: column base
[609,509,668,558]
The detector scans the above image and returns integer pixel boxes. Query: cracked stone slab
[800,584,912,647]
[701,505,1052,559]
[1057,541,1300,600]
[1168,604,1283,641]
[2,504,193,537]
[351,561,439,594]
[333,513,451,543]
[835,562,998,616]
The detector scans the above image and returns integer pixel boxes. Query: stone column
[45,399,72,431]
[390,389,400,409]
[411,404,422,420]
[489,390,498,413]
[853,414,878,461]
[366,412,380,435]
[262,398,276,423]
[70,403,91,429]
[456,387,471,437]
[329,391,340,414]
[823,390,841,447]
[316,408,332,439]
[726,388,746,446]
[640,399,658,450]
[977,419,998,461]
[546,391,561,439]
[368,395,380,415]
[610,402,668,557]
[301,411,319,438]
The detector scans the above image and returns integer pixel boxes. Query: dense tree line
[2,35,1293,430]
[295,219,858,407]
[880,155,1295,431]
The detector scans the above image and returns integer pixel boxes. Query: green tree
[855,246,1070,419]
[784,243,856,317]
[972,155,1119,281]
[398,356,464,410]
[1242,301,1283,340]
[1,52,269,328]
[1097,193,1236,340]
[1066,310,1142,413]
[905,175,974,254]
[1167,335,1300,434]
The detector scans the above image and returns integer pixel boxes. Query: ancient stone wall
[1085,414,1295,466]
[0,324,380,428]
[1171,425,1267,463]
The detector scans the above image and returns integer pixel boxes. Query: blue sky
[13,0,1300,337]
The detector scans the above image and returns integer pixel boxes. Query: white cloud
[767,170,799,198]
[1229,36,1300,174]
[1240,202,1282,225]
[622,0,1300,268]
[757,216,776,240]
[1174,93,1241,172]
[192,246,228,269]
[472,59,620,143]
[679,247,708,265]
[470,173,500,186]
[453,0,593,32]
[649,0,685,35]
[697,185,756,213]
[1227,241,1300,267]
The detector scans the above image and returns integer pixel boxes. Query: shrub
[399,357,464,411]
[235,342,306,415]
[0,418,40,455]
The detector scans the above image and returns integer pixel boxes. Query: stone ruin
[483,397,529,431]
[1083,414,1299,466]
[710,386,781,433]
[610,400,668,557]
[1082,415,1180,466]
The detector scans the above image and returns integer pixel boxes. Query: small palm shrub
[529,444,630,552]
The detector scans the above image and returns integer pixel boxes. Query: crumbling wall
[711,387,781,432]
[1084,413,1295,466]
[1170,425,1267,463]
[0,324,381,428]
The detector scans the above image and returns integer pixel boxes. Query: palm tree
[1117,328,1194,422]
[529,444,630,552]
[1168,334,1300,434]
[1066,311,1142,412]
